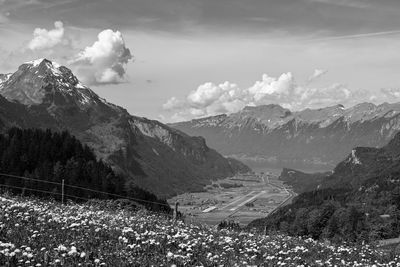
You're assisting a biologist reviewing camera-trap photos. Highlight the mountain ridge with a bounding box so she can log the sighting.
[248,130,400,242]
[0,58,250,197]
[170,103,400,169]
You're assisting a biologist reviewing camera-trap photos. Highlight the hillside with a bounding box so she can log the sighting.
[0,127,168,211]
[0,194,398,266]
[248,132,400,242]
[171,103,400,170]
[279,168,331,193]
[0,59,249,197]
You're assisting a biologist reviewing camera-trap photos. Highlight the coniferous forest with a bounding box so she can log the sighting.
[0,127,170,212]
[249,181,400,243]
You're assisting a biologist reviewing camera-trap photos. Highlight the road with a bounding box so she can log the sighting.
[267,188,295,215]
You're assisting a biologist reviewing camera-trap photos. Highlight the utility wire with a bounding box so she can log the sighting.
[0,173,231,228]
[0,173,61,186]
[0,183,90,201]
[0,180,217,230]
[0,172,170,207]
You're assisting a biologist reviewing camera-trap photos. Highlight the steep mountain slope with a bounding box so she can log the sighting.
[248,133,400,242]
[279,168,331,193]
[321,131,400,190]
[0,59,249,197]
[0,127,169,211]
[171,103,400,170]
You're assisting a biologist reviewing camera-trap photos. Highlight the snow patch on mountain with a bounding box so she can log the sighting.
[0,73,12,88]
[0,58,103,108]
[25,58,46,67]
[348,149,362,165]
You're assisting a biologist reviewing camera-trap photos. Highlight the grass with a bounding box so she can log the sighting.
[0,193,399,266]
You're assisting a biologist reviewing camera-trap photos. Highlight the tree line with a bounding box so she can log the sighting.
[0,127,170,212]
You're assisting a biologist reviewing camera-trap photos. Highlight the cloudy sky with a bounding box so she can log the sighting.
[1,0,400,122]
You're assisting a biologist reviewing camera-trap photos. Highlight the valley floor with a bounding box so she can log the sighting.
[168,172,294,226]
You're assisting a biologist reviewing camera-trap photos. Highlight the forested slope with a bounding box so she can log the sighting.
[0,127,169,211]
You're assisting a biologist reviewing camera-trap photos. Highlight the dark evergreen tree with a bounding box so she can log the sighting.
[0,127,170,212]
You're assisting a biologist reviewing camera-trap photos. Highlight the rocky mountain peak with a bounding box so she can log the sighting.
[171,100,400,171]
[0,58,250,197]
[0,58,97,107]
[242,104,291,116]
[20,58,75,82]
[230,104,292,128]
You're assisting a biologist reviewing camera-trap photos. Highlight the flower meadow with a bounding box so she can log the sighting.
[0,194,399,266]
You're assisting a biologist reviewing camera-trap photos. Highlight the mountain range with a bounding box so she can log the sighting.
[248,131,400,242]
[0,59,249,197]
[171,103,400,170]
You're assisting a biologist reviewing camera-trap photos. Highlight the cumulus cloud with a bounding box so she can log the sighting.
[70,29,133,85]
[28,21,65,50]
[380,88,400,99]
[308,69,327,83]
[163,71,372,122]
[163,97,184,110]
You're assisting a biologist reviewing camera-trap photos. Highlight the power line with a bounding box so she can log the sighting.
[0,183,90,201]
[0,172,170,207]
[63,183,170,207]
[0,183,61,196]
[0,182,210,228]
[0,173,61,186]
[0,180,217,229]
[0,173,231,228]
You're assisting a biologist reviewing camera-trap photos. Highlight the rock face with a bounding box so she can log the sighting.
[248,132,400,241]
[0,59,250,197]
[170,103,400,170]
[321,131,400,190]
[279,129,400,193]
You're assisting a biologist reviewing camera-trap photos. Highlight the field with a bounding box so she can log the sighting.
[1,193,399,266]
[168,171,295,226]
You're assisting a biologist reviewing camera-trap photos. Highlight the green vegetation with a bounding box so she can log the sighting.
[279,168,330,193]
[249,180,400,243]
[0,127,169,212]
[250,133,400,243]
[0,194,398,266]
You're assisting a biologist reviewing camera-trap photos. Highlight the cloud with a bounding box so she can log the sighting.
[308,30,400,42]
[163,97,184,110]
[70,29,133,85]
[306,0,371,9]
[28,21,65,50]
[380,88,400,99]
[163,71,373,122]
[308,69,327,83]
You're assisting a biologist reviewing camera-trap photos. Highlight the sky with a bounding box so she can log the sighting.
[1,0,400,122]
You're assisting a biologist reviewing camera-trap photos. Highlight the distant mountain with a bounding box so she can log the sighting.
[320,130,400,190]
[248,133,400,242]
[0,59,249,197]
[171,103,400,170]
[279,168,331,193]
